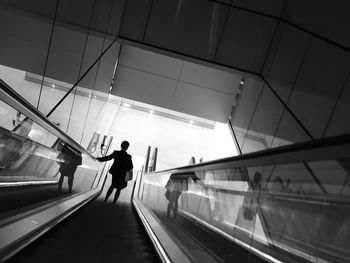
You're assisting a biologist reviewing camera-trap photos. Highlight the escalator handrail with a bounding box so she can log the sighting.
[149,132,350,174]
[0,79,95,160]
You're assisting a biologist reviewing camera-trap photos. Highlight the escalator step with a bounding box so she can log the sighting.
[8,200,160,263]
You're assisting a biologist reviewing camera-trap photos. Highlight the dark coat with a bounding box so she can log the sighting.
[58,144,82,178]
[97,150,133,189]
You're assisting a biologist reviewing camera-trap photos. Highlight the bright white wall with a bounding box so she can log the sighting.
[106,106,237,171]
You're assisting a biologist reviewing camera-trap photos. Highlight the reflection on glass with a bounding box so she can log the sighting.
[0,106,59,182]
[136,159,350,262]
[0,99,99,194]
[165,172,199,218]
[56,142,83,193]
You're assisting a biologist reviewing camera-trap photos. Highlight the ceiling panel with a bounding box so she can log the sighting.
[294,39,350,99]
[56,0,95,30]
[0,7,52,45]
[0,8,50,75]
[119,45,182,79]
[215,8,278,72]
[284,0,350,48]
[265,24,310,86]
[107,0,125,35]
[0,34,47,76]
[45,47,82,84]
[144,0,223,59]
[91,0,115,33]
[180,62,240,94]
[113,65,177,109]
[119,0,152,40]
[84,34,106,59]
[0,0,56,18]
[233,0,284,17]
[51,25,86,54]
[172,81,234,122]
[114,44,241,122]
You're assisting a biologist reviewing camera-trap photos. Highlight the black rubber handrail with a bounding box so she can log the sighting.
[150,132,350,173]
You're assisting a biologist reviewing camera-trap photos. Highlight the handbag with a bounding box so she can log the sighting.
[125,170,133,181]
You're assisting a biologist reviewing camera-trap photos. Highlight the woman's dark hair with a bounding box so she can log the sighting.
[121,141,129,150]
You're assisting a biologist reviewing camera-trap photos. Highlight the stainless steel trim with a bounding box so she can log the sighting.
[0,181,57,188]
[133,200,171,263]
[132,198,191,263]
[0,188,100,261]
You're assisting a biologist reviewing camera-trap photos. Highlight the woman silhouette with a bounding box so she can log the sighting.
[97,141,133,204]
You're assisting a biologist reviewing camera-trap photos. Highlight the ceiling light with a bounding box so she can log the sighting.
[149,110,154,114]
[52,84,55,88]
[240,80,244,85]
[189,120,193,124]
[123,103,131,108]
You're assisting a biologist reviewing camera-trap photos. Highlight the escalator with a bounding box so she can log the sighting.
[0,79,163,262]
[7,199,159,263]
[0,77,265,263]
[1,78,350,263]
[134,134,350,263]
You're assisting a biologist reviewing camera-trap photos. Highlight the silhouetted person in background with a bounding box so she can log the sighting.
[97,141,133,204]
[252,171,262,190]
[165,172,199,218]
[57,144,82,193]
